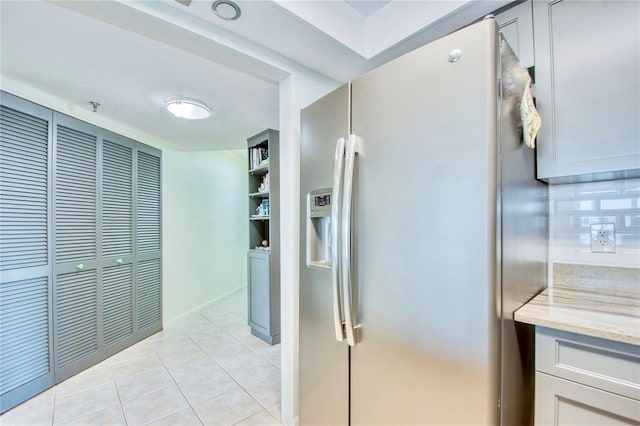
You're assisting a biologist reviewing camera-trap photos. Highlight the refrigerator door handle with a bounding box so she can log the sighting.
[341,134,359,347]
[331,137,346,342]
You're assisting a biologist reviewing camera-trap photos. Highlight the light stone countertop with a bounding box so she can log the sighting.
[514,263,640,346]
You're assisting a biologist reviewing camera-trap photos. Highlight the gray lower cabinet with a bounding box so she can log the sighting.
[534,327,640,425]
[533,0,640,183]
[0,91,162,412]
[0,92,54,413]
[247,250,279,344]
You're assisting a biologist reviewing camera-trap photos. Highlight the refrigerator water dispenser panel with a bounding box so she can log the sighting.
[307,189,332,269]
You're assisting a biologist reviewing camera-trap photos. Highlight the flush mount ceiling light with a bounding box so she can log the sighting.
[165,96,211,120]
[212,0,241,21]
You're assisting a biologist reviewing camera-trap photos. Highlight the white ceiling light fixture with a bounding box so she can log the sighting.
[166,96,211,120]
[212,0,241,21]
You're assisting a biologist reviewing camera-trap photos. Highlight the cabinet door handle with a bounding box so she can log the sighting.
[116,258,123,265]
[76,263,84,271]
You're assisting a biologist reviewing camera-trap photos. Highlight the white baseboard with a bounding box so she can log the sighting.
[164,284,247,327]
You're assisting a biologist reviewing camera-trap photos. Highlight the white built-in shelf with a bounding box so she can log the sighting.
[249,163,269,175]
[249,248,271,254]
[247,129,280,345]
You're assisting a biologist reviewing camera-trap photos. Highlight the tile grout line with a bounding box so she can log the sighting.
[108,361,129,426]
[50,386,56,426]
[160,306,267,424]
[52,380,126,425]
[153,350,205,426]
[138,316,220,425]
[184,309,280,420]
[51,382,115,425]
[183,312,267,419]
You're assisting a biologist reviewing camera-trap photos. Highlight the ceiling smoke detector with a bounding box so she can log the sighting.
[212,0,241,21]
[166,96,211,120]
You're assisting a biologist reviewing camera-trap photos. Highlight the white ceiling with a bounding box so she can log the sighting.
[0,0,513,151]
[344,1,390,17]
[0,0,278,151]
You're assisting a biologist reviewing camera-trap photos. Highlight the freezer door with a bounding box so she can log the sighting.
[349,19,500,425]
[299,84,349,426]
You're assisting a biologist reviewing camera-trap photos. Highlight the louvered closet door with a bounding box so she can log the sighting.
[53,115,100,381]
[0,92,54,414]
[100,134,134,353]
[136,147,162,335]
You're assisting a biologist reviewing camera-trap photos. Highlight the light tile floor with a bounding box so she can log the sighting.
[1,290,282,426]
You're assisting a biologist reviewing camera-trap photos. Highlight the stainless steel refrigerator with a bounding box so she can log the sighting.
[299,18,548,426]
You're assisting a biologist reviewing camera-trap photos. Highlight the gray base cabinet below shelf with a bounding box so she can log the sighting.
[248,250,280,344]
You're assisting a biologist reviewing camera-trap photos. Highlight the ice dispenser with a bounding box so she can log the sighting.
[307,189,332,269]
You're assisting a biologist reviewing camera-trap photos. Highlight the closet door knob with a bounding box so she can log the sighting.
[76,263,84,271]
[116,258,124,265]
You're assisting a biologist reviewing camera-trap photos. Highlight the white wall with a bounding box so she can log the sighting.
[162,149,248,323]
[548,177,640,270]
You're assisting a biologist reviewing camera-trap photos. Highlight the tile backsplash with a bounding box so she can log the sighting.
[553,262,640,293]
[549,178,640,268]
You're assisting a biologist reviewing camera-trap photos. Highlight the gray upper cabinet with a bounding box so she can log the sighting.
[0,92,54,414]
[533,0,640,183]
[496,1,534,68]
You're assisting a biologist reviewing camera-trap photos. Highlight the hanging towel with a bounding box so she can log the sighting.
[520,77,541,149]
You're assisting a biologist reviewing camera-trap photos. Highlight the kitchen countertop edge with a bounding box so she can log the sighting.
[514,285,640,347]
